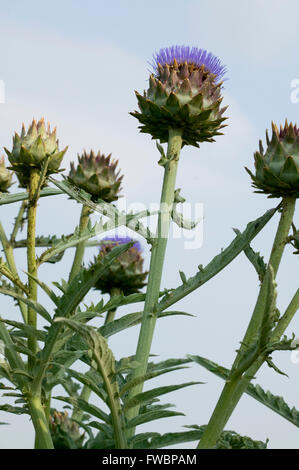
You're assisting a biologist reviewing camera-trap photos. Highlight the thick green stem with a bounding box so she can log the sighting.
[198,197,296,449]
[125,128,183,432]
[0,222,27,322]
[104,287,122,325]
[69,205,92,282]
[27,169,40,367]
[28,395,54,449]
[272,288,299,341]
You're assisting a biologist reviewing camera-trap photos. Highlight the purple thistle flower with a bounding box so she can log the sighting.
[151,45,227,82]
[100,236,142,252]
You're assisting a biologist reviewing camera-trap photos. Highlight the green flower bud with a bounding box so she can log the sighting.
[91,237,148,295]
[4,118,68,188]
[68,150,123,202]
[246,121,299,198]
[0,156,13,192]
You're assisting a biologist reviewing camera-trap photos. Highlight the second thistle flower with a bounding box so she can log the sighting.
[68,150,123,202]
[131,45,228,147]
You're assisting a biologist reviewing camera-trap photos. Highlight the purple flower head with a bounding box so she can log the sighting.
[100,236,142,253]
[151,45,227,82]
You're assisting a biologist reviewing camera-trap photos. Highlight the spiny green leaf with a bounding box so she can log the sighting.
[38,219,103,265]
[53,396,110,423]
[132,429,205,449]
[124,382,203,411]
[126,410,184,429]
[100,310,192,339]
[24,271,59,305]
[233,232,267,282]
[157,206,278,313]
[54,318,127,448]
[49,176,154,242]
[67,368,107,403]
[189,354,299,428]
[0,404,28,415]
[120,366,189,397]
[0,318,46,342]
[0,287,51,323]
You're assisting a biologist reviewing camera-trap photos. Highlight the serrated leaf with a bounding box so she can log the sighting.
[157,206,278,313]
[67,368,107,403]
[0,319,46,342]
[31,243,133,398]
[0,404,28,415]
[133,429,205,449]
[120,366,189,397]
[189,354,299,428]
[54,318,127,448]
[124,382,202,411]
[53,396,110,423]
[0,288,51,323]
[49,177,154,242]
[126,410,184,429]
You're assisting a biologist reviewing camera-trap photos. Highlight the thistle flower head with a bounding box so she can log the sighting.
[4,118,67,188]
[246,120,299,198]
[152,45,227,82]
[68,150,123,202]
[131,45,228,147]
[100,236,142,252]
[91,235,147,295]
[0,156,13,192]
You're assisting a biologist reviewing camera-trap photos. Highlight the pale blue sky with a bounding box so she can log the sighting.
[0,0,299,449]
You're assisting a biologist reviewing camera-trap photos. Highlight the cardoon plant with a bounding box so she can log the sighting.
[0,45,298,452]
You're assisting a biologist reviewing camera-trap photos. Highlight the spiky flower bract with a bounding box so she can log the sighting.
[131,45,228,147]
[91,236,147,295]
[68,150,123,202]
[50,410,84,449]
[4,118,67,188]
[246,121,299,198]
[0,156,13,192]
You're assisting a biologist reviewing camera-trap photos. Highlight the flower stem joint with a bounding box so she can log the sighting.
[246,121,299,198]
[131,45,228,147]
[4,118,67,188]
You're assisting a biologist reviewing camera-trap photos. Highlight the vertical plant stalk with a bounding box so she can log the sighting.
[198,197,296,449]
[27,169,40,367]
[69,205,92,282]
[125,128,183,430]
[72,287,122,422]
[0,222,27,322]
[104,287,122,325]
[27,395,54,449]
